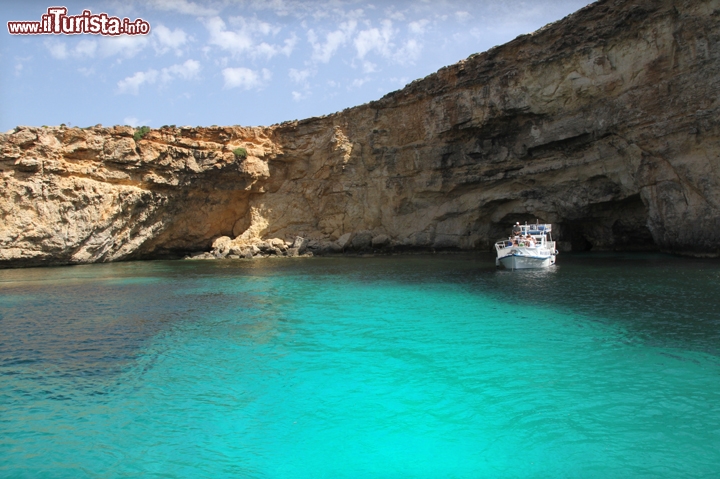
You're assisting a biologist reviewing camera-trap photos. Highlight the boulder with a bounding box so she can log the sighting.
[326,241,343,253]
[270,238,287,250]
[312,241,342,254]
[371,234,390,248]
[351,230,373,250]
[256,241,272,252]
[336,233,352,250]
[187,252,215,260]
[292,236,308,254]
[211,236,232,258]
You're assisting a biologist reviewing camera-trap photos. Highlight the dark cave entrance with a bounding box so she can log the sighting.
[557,194,656,252]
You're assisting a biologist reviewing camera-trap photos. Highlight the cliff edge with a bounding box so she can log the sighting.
[2,0,719,266]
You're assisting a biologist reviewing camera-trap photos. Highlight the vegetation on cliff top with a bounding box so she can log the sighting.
[133,126,151,142]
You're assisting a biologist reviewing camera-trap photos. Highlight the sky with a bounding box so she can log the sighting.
[1,0,594,131]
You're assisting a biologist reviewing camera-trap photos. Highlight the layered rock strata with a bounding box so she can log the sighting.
[1,0,719,267]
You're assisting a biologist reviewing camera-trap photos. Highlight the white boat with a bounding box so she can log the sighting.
[495,222,558,269]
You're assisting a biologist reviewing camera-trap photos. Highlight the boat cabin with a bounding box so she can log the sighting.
[495,223,553,250]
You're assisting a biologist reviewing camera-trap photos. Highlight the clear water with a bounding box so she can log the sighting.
[1,253,720,478]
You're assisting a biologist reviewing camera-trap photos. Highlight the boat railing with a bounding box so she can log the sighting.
[495,240,513,249]
[497,240,548,249]
[519,224,552,234]
[497,224,555,251]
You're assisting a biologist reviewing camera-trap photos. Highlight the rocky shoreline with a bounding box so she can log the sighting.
[186,232,452,261]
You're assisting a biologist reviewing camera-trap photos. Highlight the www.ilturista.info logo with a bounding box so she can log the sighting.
[7,7,150,35]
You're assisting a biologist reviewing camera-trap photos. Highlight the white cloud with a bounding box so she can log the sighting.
[123,116,150,127]
[246,0,320,17]
[117,70,158,95]
[75,39,97,57]
[308,20,357,63]
[161,59,201,82]
[349,77,370,89]
[45,40,68,59]
[362,61,377,73]
[148,0,217,16]
[256,37,297,58]
[291,90,310,101]
[45,38,97,59]
[354,20,394,59]
[205,16,295,59]
[250,0,291,16]
[289,68,311,83]
[351,19,423,65]
[99,35,149,58]
[280,34,298,56]
[206,17,253,54]
[229,16,280,36]
[222,67,271,90]
[13,55,31,77]
[117,60,201,94]
[153,24,188,55]
[409,19,430,35]
[395,38,422,63]
[289,68,312,101]
[100,0,137,17]
[455,11,472,23]
[45,35,150,60]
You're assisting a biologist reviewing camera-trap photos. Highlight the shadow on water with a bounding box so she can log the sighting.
[0,261,261,395]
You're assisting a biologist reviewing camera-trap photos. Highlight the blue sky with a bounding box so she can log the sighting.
[1,0,593,131]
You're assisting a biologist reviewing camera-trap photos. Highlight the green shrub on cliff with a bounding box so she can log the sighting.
[133,126,151,142]
[233,147,248,159]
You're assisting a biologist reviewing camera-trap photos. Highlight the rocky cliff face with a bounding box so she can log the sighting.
[2,0,719,267]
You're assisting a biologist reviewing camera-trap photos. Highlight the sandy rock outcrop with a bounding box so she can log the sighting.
[0,125,277,266]
[1,0,719,266]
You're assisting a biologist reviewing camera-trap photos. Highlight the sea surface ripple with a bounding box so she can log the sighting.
[1,253,719,478]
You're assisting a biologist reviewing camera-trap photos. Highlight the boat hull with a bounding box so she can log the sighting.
[498,253,554,269]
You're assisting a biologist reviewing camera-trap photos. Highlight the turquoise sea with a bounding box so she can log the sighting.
[1,253,720,478]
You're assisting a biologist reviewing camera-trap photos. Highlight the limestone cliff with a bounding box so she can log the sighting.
[1,0,719,266]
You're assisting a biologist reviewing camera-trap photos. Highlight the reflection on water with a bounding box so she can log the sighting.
[1,254,720,478]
